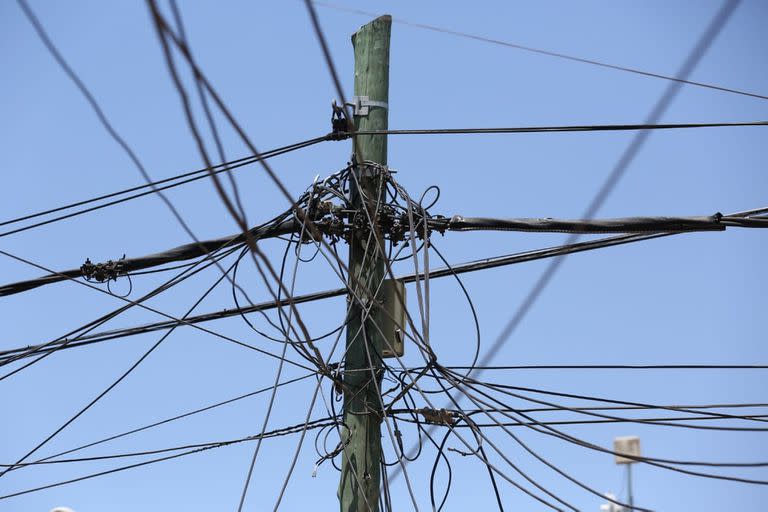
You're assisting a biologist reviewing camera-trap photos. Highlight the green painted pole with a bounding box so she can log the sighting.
[338,15,391,512]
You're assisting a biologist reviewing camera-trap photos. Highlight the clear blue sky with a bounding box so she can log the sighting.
[1,1,766,510]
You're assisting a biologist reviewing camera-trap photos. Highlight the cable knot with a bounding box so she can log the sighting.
[80,255,126,282]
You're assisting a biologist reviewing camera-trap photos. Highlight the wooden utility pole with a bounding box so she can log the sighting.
[338,15,391,512]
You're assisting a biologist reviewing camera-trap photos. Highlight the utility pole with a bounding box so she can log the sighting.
[338,15,392,512]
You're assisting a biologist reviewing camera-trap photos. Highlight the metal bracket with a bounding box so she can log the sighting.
[346,95,389,116]
[359,161,389,178]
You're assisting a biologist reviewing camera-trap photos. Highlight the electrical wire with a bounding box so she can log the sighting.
[350,120,768,137]
[313,1,768,102]
[0,245,250,476]
[0,417,337,501]
[0,136,328,238]
[390,0,746,486]
[22,373,317,469]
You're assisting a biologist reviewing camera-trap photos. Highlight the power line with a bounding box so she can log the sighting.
[352,120,768,136]
[393,411,768,434]
[0,417,337,501]
[442,212,767,233]
[9,0,767,507]
[17,0,320,380]
[388,0,746,471]
[313,0,768,102]
[148,2,351,375]
[0,215,296,297]
[25,373,317,468]
[5,206,763,365]
[0,229,682,364]
[15,0,203,254]
[470,0,744,402]
[0,135,329,237]
[6,206,764,299]
[0,245,314,374]
[0,247,255,476]
[431,365,768,371]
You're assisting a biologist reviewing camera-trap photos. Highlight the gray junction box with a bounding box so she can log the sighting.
[379,279,406,358]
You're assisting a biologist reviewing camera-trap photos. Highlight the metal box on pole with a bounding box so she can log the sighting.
[380,279,406,358]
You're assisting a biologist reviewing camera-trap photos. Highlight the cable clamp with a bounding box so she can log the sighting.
[346,96,388,116]
[358,160,392,177]
[81,255,126,282]
[418,408,456,426]
[329,101,349,140]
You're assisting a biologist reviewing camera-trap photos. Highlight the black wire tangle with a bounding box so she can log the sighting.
[229,169,354,348]
[231,240,347,347]
[316,163,493,503]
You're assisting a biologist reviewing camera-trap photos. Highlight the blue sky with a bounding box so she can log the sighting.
[1,1,767,510]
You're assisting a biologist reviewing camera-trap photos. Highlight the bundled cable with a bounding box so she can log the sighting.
[0,217,299,297]
[442,212,767,234]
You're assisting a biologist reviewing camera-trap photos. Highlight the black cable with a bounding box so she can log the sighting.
[0,216,297,297]
[0,137,327,237]
[425,366,580,511]
[388,2,747,485]
[441,364,768,370]
[458,413,768,433]
[0,247,251,476]
[451,374,768,485]
[412,241,481,393]
[351,120,767,137]
[444,369,768,426]
[15,0,324,380]
[0,418,336,501]
[429,426,454,512]
[429,371,641,511]
[169,0,250,235]
[444,213,750,234]
[3,223,744,365]
[25,373,316,469]
[149,4,337,372]
[479,443,505,511]
[469,0,744,382]
[0,240,262,377]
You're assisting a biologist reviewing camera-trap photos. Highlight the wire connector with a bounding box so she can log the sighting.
[329,101,349,140]
[418,408,456,426]
[80,255,126,283]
